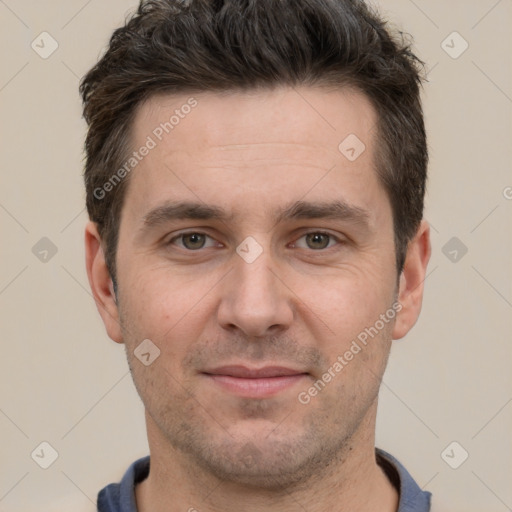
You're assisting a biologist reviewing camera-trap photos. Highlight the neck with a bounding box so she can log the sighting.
[136,404,398,512]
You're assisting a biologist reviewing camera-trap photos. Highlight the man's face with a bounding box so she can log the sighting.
[106,86,404,486]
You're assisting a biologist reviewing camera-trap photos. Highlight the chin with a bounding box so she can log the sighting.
[173,424,348,490]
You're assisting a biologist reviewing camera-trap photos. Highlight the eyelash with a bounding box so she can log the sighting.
[167,230,344,251]
[167,232,220,250]
[290,231,342,250]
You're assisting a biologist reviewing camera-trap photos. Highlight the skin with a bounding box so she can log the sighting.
[86,86,431,512]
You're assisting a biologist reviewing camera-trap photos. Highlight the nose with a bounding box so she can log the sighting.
[216,248,294,338]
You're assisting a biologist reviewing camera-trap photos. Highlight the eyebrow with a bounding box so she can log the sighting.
[274,200,370,226]
[141,201,234,230]
[139,199,370,232]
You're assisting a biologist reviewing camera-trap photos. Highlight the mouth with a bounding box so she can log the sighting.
[201,365,309,398]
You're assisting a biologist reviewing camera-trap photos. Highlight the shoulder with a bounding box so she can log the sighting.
[97,456,150,512]
[376,448,432,512]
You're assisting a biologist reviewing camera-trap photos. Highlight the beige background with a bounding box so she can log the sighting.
[0,0,511,510]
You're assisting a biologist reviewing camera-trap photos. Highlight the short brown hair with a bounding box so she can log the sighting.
[80,0,427,282]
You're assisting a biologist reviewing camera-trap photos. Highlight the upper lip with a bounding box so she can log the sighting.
[202,365,307,379]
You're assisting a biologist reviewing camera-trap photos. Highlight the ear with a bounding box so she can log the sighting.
[85,221,123,343]
[392,219,431,340]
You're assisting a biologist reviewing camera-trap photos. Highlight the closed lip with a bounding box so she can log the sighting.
[202,365,308,378]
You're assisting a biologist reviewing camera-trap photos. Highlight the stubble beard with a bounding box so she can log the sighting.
[119,295,394,491]
[126,347,385,491]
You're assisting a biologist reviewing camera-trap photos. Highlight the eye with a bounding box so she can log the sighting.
[168,232,218,250]
[292,232,340,250]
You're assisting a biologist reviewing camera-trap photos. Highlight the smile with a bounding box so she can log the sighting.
[202,366,309,398]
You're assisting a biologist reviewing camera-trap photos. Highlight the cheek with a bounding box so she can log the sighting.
[119,263,220,350]
[292,262,395,345]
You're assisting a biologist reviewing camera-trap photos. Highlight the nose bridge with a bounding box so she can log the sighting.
[217,242,293,337]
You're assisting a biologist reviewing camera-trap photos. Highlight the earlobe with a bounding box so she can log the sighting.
[392,220,431,340]
[84,221,124,343]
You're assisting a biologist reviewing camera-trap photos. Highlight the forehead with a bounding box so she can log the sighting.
[122,86,383,227]
[132,86,376,154]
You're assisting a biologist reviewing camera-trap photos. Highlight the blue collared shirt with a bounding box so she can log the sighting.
[97,448,431,511]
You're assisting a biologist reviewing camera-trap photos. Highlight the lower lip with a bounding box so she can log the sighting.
[204,374,308,398]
